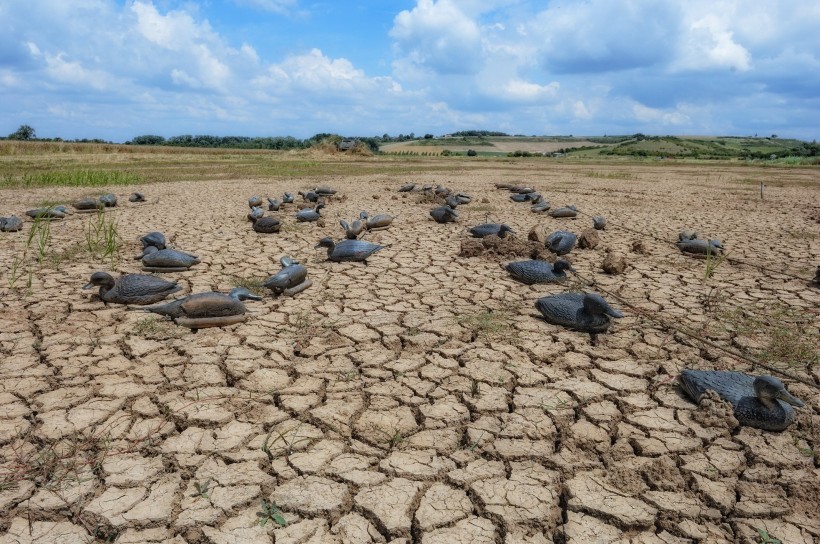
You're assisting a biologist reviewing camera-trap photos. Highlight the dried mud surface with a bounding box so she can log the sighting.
[1,161,819,543]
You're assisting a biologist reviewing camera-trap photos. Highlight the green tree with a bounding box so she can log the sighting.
[9,124,36,140]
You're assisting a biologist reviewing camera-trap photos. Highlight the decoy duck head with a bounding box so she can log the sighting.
[228,287,263,302]
[141,231,166,250]
[498,225,514,237]
[134,245,160,260]
[315,237,335,249]
[83,271,115,290]
[753,376,804,409]
[359,210,368,219]
[583,293,623,318]
[553,259,576,273]
[339,219,350,231]
[280,255,299,267]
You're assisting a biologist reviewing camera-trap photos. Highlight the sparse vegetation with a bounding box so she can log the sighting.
[257,498,287,527]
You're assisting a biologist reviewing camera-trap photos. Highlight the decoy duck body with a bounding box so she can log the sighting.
[252,216,282,234]
[299,190,320,202]
[248,196,264,208]
[248,206,265,222]
[398,183,416,192]
[469,223,514,239]
[546,230,577,255]
[74,197,101,211]
[679,370,804,431]
[129,192,145,203]
[548,205,578,218]
[267,197,281,211]
[282,192,295,204]
[535,292,623,344]
[593,216,607,230]
[314,186,337,196]
[84,271,181,305]
[0,215,24,232]
[430,206,459,223]
[142,287,261,330]
[504,259,575,284]
[315,237,384,263]
[676,238,723,255]
[264,256,311,295]
[364,213,395,230]
[26,205,71,219]
[296,203,325,222]
[340,219,366,239]
[137,246,200,270]
[99,193,117,207]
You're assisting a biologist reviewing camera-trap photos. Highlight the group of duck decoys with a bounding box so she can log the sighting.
[408,181,807,432]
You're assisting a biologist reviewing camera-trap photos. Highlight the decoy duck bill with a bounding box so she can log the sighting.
[776,389,805,407]
[246,294,264,301]
[82,282,95,290]
[605,307,624,318]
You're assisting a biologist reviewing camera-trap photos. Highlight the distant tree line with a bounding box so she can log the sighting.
[449,130,509,137]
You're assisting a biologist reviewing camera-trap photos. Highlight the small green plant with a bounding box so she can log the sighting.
[456,307,515,340]
[703,244,728,279]
[230,275,267,296]
[756,528,781,544]
[191,479,211,499]
[257,498,287,527]
[84,209,121,269]
[470,379,480,398]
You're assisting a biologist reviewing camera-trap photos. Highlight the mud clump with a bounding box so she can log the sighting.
[578,228,600,249]
[602,252,628,275]
[528,225,547,244]
[460,235,547,260]
[631,239,649,254]
[692,390,739,430]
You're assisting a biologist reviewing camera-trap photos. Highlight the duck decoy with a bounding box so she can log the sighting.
[398,183,416,192]
[531,201,551,213]
[340,219,365,240]
[453,193,472,205]
[248,196,264,208]
[504,259,575,284]
[363,212,396,231]
[74,197,102,211]
[511,187,535,194]
[299,190,320,203]
[548,205,578,218]
[248,206,265,222]
[495,183,513,190]
[546,230,577,255]
[469,223,514,239]
[534,292,623,344]
[252,215,282,234]
[812,266,820,287]
[141,287,261,330]
[315,237,384,263]
[0,216,23,232]
[434,185,451,197]
[592,216,607,230]
[296,203,324,222]
[264,256,312,296]
[99,193,117,207]
[314,186,337,196]
[129,192,145,203]
[444,195,461,208]
[282,192,295,204]
[136,246,200,272]
[430,206,459,223]
[83,271,181,305]
[140,231,166,250]
[678,370,804,431]
[267,197,281,211]
[510,193,531,203]
[25,205,71,219]
[676,238,723,255]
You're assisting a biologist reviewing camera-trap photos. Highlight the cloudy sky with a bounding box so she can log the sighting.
[2,0,818,142]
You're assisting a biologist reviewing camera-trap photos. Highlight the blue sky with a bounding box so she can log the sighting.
[2,0,818,142]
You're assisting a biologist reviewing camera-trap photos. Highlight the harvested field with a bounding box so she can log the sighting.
[0,155,819,543]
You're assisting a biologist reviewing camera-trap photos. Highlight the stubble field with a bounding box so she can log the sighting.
[0,150,819,544]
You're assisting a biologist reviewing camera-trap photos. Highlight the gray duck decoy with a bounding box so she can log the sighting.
[430,205,459,223]
[453,193,472,205]
[99,193,117,207]
[282,192,295,204]
[315,237,384,263]
[252,215,282,234]
[129,192,145,203]
[364,212,396,230]
[314,186,337,196]
[469,223,514,238]
[267,197,281,211]
[136,246,200,272]
[546,230,577,255]
[299,190,320,203]
[25,205,71,219]
[510,193,533,203]
[504,259,575,284]
[495,183,513,190]
[296,203,324,222]
[340,218,365,239]
[511,186,535,194]
[434,185,451,197]
[83,271,181,305]
[592,216,607,230]
[264,256,312,296]
[535,292,623,344]
[248,196,264,208]
[398,183,416,192]
[676,238,723,255]
[548,205,578,218]
[141,287,261,330]
[74,197,102,211]
[531,200,551,213]
[444,195,461,208]
[678,370,804,431]
[140,231,166,250]
[1,215,24,232]
[248,206,265,222]
[812,266,820,287]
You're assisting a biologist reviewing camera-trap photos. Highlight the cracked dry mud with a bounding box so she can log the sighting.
[1,161,818,543]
